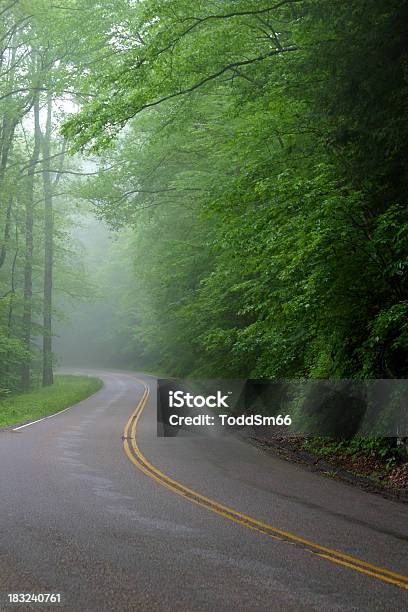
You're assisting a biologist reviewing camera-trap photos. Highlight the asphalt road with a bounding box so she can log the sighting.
[1,370,407,611]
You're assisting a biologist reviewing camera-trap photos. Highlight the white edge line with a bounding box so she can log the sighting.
[45,405,73,419]
[12,403,78,431]
[13,417,47,431]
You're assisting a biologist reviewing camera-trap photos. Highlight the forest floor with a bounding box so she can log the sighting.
[250,434,408,500]
[0,375,103,428]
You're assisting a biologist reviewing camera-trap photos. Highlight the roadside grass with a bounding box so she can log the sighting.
[0,375,103,428]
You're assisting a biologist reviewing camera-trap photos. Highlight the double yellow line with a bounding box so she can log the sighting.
[123,378,408,591]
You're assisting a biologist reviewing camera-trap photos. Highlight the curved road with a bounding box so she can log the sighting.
[1,371,407,611]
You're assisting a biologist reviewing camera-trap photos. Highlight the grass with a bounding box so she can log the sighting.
[0,375,103,428]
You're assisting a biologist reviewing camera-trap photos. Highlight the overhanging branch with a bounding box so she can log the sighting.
[124,46,297,120]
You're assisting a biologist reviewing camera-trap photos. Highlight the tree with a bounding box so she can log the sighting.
[21,87,41,390]
[41,94,53,386]
[63,0,408,380]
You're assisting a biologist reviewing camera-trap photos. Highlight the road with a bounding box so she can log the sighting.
[0,370,407,611]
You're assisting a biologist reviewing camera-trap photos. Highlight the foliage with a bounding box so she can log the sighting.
[62,0,408,381]
[303,436,403,464]
[0,2,95,392]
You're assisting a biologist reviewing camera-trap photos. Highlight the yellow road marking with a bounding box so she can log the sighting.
[314,553,408,590]
[123,378,408,591]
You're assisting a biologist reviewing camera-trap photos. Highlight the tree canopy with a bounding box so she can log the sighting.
[63,0,408,379]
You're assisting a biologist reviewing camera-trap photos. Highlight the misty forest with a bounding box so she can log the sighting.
[0,1,407,399]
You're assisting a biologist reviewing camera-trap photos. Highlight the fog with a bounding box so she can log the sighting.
[54,215,138,370]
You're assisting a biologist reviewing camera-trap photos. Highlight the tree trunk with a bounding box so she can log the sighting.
[21,92,41,392]
[42,95,54,387]
[4,221,19,389]
[0,196,13,268]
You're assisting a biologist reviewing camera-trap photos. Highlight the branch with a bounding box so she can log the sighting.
[0,15,33,47]
[155,1,302,57]
[124,46,297,120]
[88,186,205,206]
[180,1,304,25]
[18,165,115,179]
[33,192,70,207]
[49,4,87,10]
[0,86,95,103]
[120,0,300,80]
[0,0,19,19]
[16,150,66,173]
